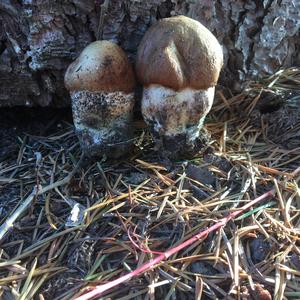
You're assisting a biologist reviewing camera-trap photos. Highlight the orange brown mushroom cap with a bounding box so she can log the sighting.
[136,15,223,92]
[65,40,136,94]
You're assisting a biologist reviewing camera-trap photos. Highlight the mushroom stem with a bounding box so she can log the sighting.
[142,84,214,158]
[71,90,134,158]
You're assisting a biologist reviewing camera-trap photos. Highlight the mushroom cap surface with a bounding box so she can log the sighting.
[136,15,223,91]
[65,40,136,93]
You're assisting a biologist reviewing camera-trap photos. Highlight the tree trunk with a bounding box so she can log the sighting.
[1,0,299,107]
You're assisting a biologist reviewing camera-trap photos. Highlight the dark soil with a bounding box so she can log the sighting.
[0,107,73,161]
[0,85,299,299]
[0,107,73,225]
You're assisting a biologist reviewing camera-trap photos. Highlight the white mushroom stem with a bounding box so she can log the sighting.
[141,84,214,143]
[71,90,134,157]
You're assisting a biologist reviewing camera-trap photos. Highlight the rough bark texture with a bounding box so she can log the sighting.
[1,0,299,106]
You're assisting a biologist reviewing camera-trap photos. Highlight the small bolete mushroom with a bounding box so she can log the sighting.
[65,40,136,158]
[136,15,223,158]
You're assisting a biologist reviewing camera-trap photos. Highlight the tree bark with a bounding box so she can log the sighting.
[0,0,299,107]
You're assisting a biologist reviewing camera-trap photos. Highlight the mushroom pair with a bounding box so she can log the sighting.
[65,16,223,159]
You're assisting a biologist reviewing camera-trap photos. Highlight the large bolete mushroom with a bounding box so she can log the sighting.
[136,15,223,158]
[65,40,136,158]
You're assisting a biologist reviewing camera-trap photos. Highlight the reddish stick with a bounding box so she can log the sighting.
[74,190,274,300]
